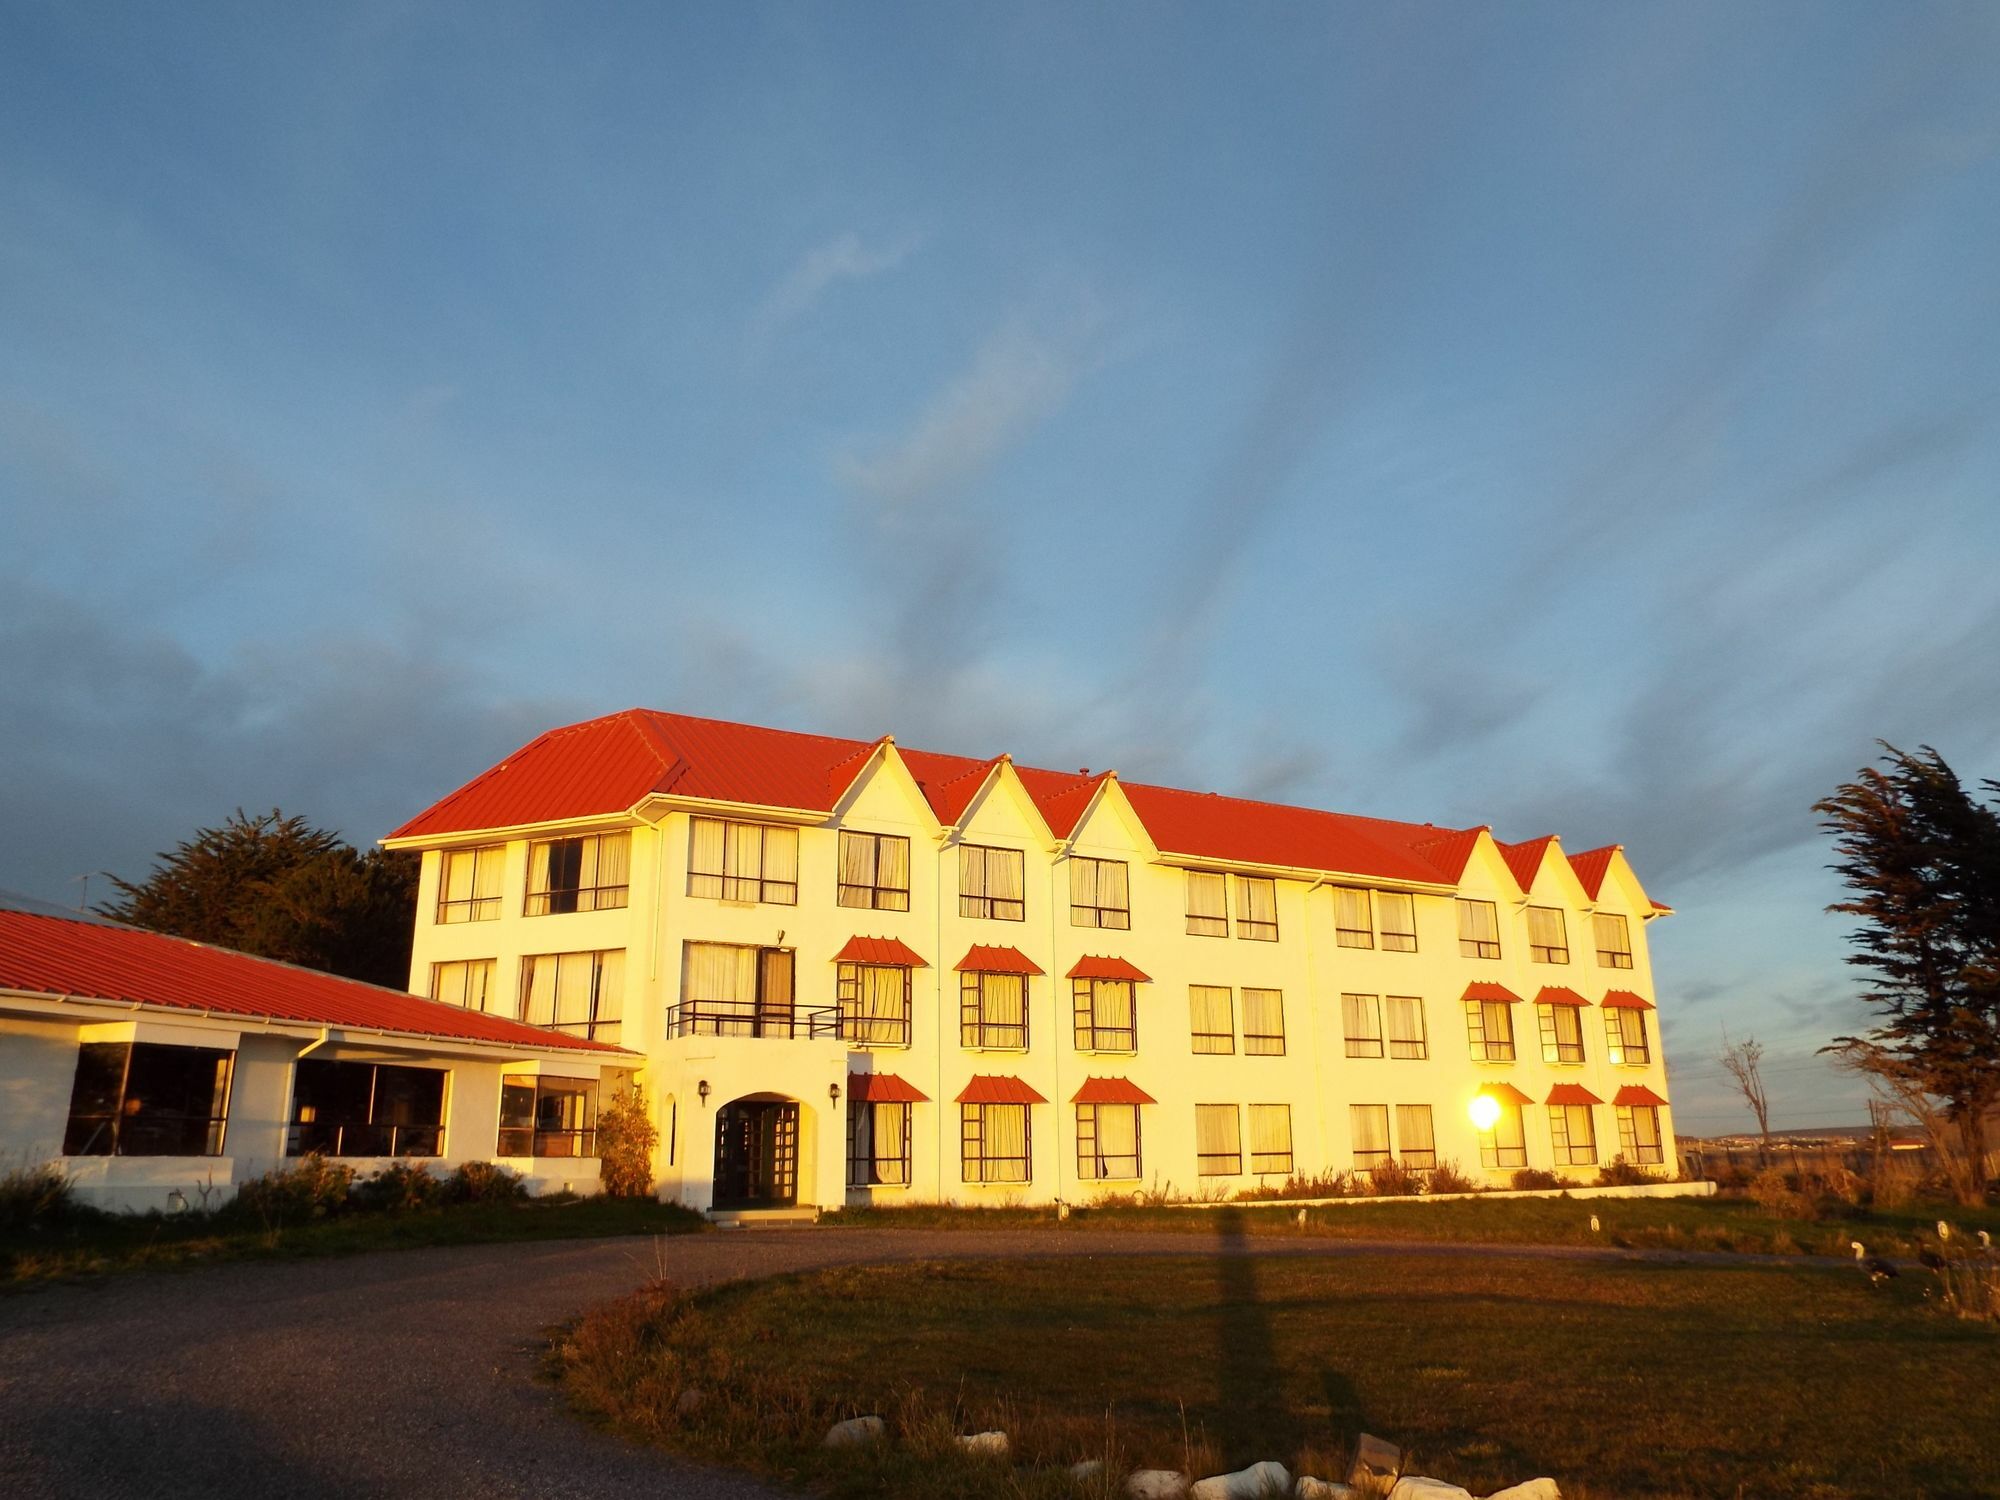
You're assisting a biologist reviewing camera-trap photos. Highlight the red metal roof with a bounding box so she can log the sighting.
[1566,845,1620,900]
[1536,986,1591,1007]
[1067,955,1151,982]
[955,1074,1047,1105]
[1463,982,1524,1004]
[1072,1075,1157,1106]
[1497,836,1557,893]
[1118,780,1462,885]
[1613,1084,1668,1107]
[1600,989,1655,1010]
[0,906,622,1054]
[1546,1084,1603,1106]
[954,944,1045,976]
[848,1071,929,1104]
[832,936,929,968]
[1483,1082,1535,1107]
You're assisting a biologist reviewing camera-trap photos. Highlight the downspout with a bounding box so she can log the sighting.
[1048,841,1065,1209]
[1299,879,1331,1178]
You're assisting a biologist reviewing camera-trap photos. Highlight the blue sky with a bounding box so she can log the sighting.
[5,2,1998,1134]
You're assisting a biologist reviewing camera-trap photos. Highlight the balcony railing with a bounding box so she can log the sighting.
[666,1000,912,1045]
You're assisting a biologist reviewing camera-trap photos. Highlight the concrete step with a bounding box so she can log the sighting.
[707,1206,819,1228]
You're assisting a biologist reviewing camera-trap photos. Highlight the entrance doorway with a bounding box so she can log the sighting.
[712,1099,800,1208]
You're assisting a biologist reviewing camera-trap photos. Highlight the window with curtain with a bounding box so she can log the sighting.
[430,958,498,1015]
[1334,887,1373,948]
[1396,1104,1437,1169]
[1464,998,1516,1061]
[289,1059,445,1157]
[526,832,630,915]
[1076,1102,1142,1179]
[1073,978,1137,1052]
[63,1042,234,1157]
[1235,877,1278,941]
[1605,1007,1651,1065]
[960,1103,1030,1183]
[1376,891,1418,952]
[677,942,794,1037]
[1549,1104,1598,1166]
[1241,988,1285,1055]
[1070,856,1131,929]
[1616,1104,1665,1164]
[960,970,1028,1049]
[1479,1101,1527,1168]
[688,819,798,905]
[1248,1104,1293,1174]
[1537,1003,1585,1064]
[437,845,504,923]
[959,844,1025,920]
[837,831,911,911]
[848,1101,912,1186]
[837,963,912,1046]
[1195,1104,1241,1175]
[498,1077,598,1157]
[1343,993,1384,1058]
[1185,871,1228,936]
[1527,905,1569,963]
[1457,898,1501,959]
[520,950,624,1044]
[1349,1104,1392,1170]
[1189,985,1234,1053]
[1386,995,1427,1059]
[1594,913,1633,968]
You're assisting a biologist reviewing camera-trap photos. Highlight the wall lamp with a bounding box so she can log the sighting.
[697,1079,710,1105]
[829,1081,841,1106]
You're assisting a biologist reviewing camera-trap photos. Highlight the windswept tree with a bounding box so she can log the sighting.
[1718,1031,1771,1163]
[1816,745,2000,1198]
[102,810,419,989]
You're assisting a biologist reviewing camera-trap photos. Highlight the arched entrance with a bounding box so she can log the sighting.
[712,1094,800,1208]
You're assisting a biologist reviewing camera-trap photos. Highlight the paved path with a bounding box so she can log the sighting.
[0,1229,1838,1500]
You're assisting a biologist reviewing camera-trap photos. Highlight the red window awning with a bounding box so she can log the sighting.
[1463,982,1524,1004]
[954,944,1046,976]
[1613,1084,1667,1108]
[955,1074,1048,1106]
[1481,1082,1535,1107]
[1536,986,1591,1007]
[1067,955,1151,982]
[849,1071,929,1104]
[1071,1076,1157,1106]
[1601,989,1655,1010]
[833,935,929,968]
[1546,1084,1603,1107]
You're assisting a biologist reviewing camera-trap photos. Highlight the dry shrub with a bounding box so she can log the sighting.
[1367,1160,1421,1197]
[598,1086,662,1198]
[1747,1168,1811,1219]
[0,1161,76,1230]
[1424,1160,1477,1195]
[1510,1168,1560,1191]
[1595,1156,1653,1188]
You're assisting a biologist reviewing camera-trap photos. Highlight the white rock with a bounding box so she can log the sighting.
[823,1415,885,1448]
[1191,1461,1293,1500]
[1072,1460,1107,1481]
[1482,1483,1559,1500]
[1127,1470,1192,1500]
[1295,1479,1354,1500]
[958,1431,1010,1457]
[1388,1479,1474,1500]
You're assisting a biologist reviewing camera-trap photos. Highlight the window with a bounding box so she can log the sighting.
[1248,1104,1293,1174]
[959,844,1025,921]
[960,970,1028,1049]
[1236,877,1278,941]
[1334,887,1373,948]
[1616,1104,1665,1165]
[498,1077,598,1157]
[848,1102,912,1186]
[1457,899,1501,959]
[521,950,624,1043]
[526,832,630,914]
[1594,913,1633,968]
[689,819,797,905]
[1396,1104,1437,1170]
[1538,1003,1585,1064]
[1377,891,1418,952]
[1241,988,1286,1055]
[676,943,798,1038]
[838,831,910,911]
[1186,871,1228,937]
[838,963,912,1046]
[1342,993,1383,1058]
[1070,857,1131,929]
[430,958,499,1014]
[1189,985,1234,1054]
[1077,1102,1142,1180]
[961,1103,1030,1183]
[1195,1104,1242,1175]
[1478,1101,1527,1168]
[1527,906,1569,964]
[1549,1103,1598,1166]
[290,1059,444,1157]
[63,1042,233,1156]
[1350,1104,1392,1170]
[1073,978,1137,1052]
[1464,999,1516,1062]
[1605,1007,1652,1066]
[1386,995,1428,1059]
[436,845,503,923]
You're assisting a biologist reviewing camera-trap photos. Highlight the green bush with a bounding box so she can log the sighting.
[446,1160,528,1205]
[0,1161,76,1230]
[1511,1167,1561,1191]
[232,1154,355,1225]
[350,1161,445,1213]
[597,1086,661,1198]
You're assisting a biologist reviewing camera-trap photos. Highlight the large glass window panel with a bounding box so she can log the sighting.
[1189,985,1234,1053]
[1195,1103,1241,1175]
[1185,871,1228,937]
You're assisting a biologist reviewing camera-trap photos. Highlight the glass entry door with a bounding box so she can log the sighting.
[712,1100,800,1208]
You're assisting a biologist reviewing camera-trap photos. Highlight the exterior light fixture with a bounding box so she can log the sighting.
[697,1080,710,1105]
[829,1081,841,1105]
[1468,1093,1501,1131]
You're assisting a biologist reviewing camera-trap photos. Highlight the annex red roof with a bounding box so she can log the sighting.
[832,936,929,968]
[1482,1082,1535,1107]
[0,903,622,1055]
[1117,780,1463,885]
[954,944,1045,976]
[1463,982,1524,1004]
[1067,955,1151,982]
[955,1074,1047,1105]
[1613,1084,1668,1107]
[848,1071,929,1104]
[1497,836,1558,893]
[1546,1084,1603,1107]
[1566,845,1620,900]
[1600,990,1655,1010]
[1536,986,1591,1007]
[1072,1076,1157,1106]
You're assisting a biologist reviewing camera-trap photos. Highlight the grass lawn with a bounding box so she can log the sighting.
[556,1249,2000,1500]
[1,1193,704,1286]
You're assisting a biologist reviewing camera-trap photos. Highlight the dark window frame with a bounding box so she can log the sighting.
[1376,890,1419,953]
[1189,985,1234,1054]
[1343,992,1384,1059]
[1241,987,1286,1056]
[1527,905,1570,965]
[1075,1101,1142,1180]
[1457,898,1502,960]
[526,832,631,915]
[960,969,1029,1050]
[960,1102,1031,1183]
[1549,1103,1598,1166]
[1185,871,1229,938]
[1594,912,1634,969]
[837,830,912,912]
[836,962,914,1048]
[63,1041,234,1158]
[1070,856,1132,930]
[1386,994,1428,1060]
[959,844,1026,922]
[1072,977,1137,1053]
[498,1076,599,1158]
[289,1058,445,1158]
[847,1100,913,1187]
[1464,998,1516,1062]
[436,844,505,924]
[1194,1103,1242,1176]
[1605,1007,1652,1066]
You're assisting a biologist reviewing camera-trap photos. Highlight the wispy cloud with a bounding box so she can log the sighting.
[748,230,925,352]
